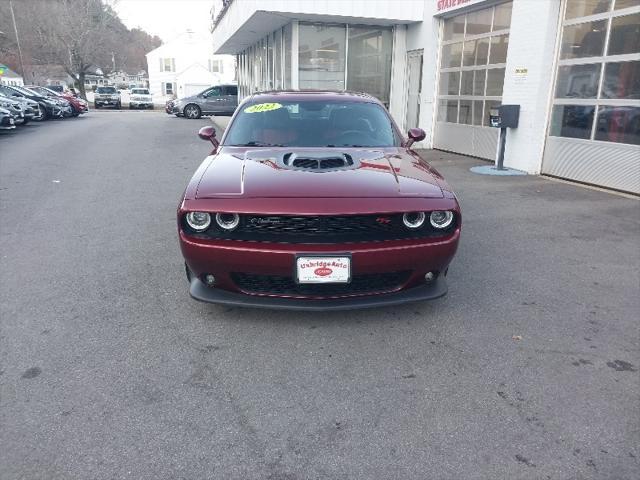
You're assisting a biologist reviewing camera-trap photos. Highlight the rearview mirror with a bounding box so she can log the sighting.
[198,126,219,154]
[406,128,426,148]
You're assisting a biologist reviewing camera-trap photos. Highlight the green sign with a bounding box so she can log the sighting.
[0,64,6,76]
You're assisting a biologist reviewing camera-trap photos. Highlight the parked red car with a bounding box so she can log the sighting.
[178,91,461,310]
[26,85,88,116]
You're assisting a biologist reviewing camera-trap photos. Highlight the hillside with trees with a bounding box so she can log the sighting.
[0,0,161,98]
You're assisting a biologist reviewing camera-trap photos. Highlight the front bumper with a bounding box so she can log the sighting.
[95,98,120,106]
[180,230,459,310]
[73,103,89,113]
[189,274,447,311]
[0,116,15,129]
[130,100,153,108]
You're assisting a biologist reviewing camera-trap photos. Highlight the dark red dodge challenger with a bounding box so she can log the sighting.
[178,91,461,310]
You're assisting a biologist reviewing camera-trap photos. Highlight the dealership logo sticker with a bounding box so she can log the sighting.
[314,267,333,276]
[244,103,283,113]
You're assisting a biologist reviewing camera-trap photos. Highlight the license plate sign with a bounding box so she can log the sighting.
[296,256,350,284]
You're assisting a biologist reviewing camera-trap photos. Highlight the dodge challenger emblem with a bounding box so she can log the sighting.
[314,267,333,276]
[376,217,391,224]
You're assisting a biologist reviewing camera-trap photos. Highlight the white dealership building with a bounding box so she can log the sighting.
[211,0,639,194]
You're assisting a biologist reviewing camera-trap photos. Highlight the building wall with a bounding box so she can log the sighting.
[501,0,561,174]
[0,76,24,86]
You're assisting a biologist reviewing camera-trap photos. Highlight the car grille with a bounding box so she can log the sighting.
[231,271,411,297]
[185,214,455,244]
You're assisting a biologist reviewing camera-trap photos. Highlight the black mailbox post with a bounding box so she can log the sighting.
[489,104,520,170]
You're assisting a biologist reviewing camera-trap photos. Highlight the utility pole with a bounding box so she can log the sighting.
[9,0,26,78]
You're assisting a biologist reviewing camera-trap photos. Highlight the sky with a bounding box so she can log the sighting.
[110,0,223,42]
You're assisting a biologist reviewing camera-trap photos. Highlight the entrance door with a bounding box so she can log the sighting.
[405,50,423,131]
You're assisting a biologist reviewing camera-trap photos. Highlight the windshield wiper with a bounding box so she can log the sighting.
[229,141,284,147]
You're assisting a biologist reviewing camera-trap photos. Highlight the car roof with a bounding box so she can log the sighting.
[245,90,381,104]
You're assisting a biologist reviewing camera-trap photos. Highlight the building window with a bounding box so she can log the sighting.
[163,82,175,95]
[347,26,393,106]
[298,24,346,90]
[208,59,223,73]
[437,2,512,126]
[160,58,175,72]
[549,1,640,145]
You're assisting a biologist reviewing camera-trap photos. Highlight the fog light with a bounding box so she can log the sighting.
[205,274,216,285]
[424,272,435,282]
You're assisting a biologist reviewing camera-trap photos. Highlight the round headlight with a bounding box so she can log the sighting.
[215,213,240,231]
[402,212,426,229]
[430,211,454,229]
[186,212,211,231]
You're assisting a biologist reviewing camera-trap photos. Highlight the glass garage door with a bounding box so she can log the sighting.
[543,0,640,194]
[434,2,512,159]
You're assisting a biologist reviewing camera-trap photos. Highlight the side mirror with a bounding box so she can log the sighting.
[406,128,426,148]
[198,125,219,154]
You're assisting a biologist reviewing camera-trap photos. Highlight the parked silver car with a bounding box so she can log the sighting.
[0,86,42,122]
[129,88,154,109]
[0,94,26,124]
[169,84,238,119]
[0,106,16,130]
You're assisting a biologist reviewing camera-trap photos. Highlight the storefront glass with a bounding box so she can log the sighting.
[298,24,346,90]
[549,1,640,145]
[437,2,512,126]
[347,26,393,105]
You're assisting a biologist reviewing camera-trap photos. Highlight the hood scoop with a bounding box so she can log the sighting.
[281,152,357,172]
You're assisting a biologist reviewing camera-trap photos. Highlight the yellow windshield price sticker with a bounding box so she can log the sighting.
[244,102,283,113]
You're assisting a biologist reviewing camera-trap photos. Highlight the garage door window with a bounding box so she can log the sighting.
[549,1,640,145]
[437,2,512,126]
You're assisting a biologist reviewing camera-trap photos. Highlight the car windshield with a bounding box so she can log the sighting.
[97,87,117,94]
[132,89,149,94]
[10,86,33,96]
[28,86,48,94]
[223,99,400,148]
[0,86,17,96]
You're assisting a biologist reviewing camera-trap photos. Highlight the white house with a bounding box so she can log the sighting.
[0,65,24,86]
[211,0,640,195]
[106,70,149,88]
[145,30,236,102]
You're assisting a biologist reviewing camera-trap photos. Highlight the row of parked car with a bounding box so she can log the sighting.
[0,85,89,131]
[93,86,154,109]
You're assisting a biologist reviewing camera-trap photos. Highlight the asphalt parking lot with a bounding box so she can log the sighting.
[1,111,638,480]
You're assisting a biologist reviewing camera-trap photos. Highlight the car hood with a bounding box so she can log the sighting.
[195,148,444,199]
[176,95,197,103]
[0,95,21,107]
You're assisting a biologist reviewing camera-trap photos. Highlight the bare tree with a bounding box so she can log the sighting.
[23,0,121,98]
[1,0,161,97]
